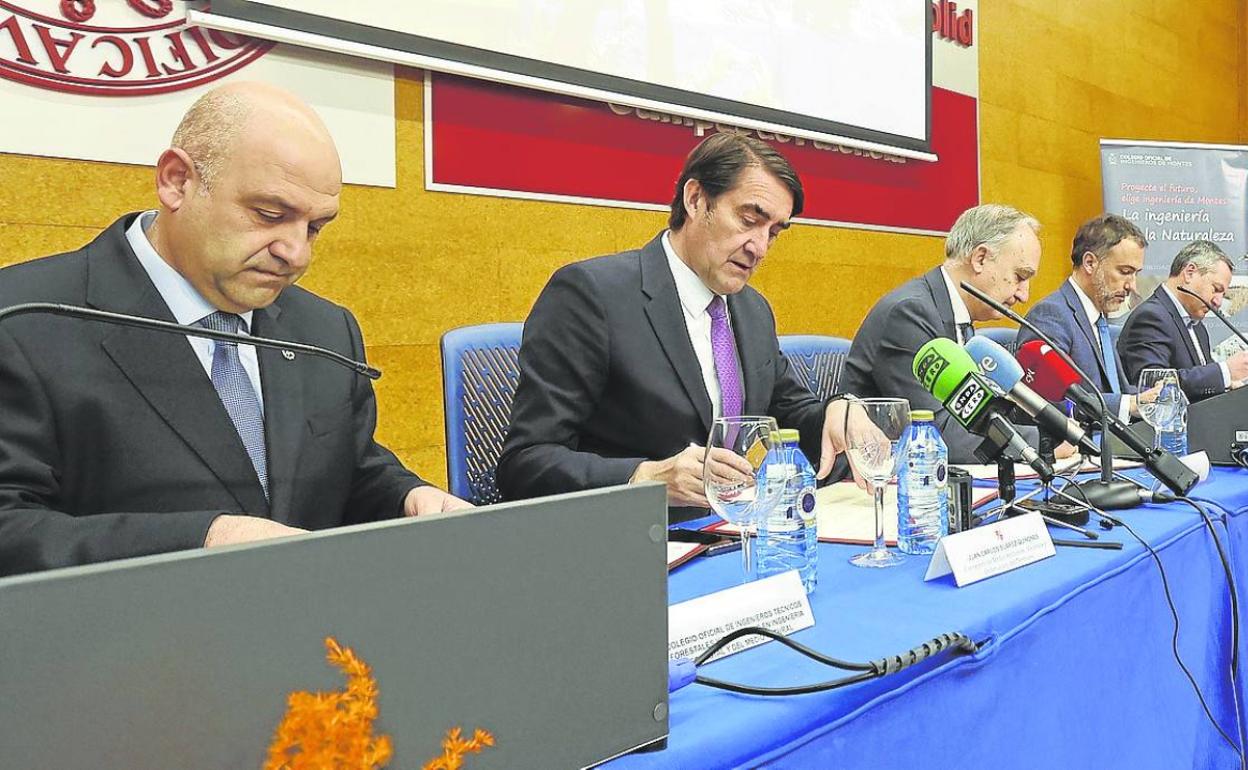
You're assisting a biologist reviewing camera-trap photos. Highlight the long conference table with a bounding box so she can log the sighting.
[609,465,1248,769]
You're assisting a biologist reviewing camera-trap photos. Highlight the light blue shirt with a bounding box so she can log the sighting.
[1161,283,1230,387]
[125,211,264,409]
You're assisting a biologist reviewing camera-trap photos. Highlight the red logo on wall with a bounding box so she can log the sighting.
[0,1,273,96]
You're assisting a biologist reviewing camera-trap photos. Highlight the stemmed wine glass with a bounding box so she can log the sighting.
[704,415,789,581]
[845,398,910,568]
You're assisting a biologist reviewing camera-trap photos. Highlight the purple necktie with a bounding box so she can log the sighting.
[707,296,744,418]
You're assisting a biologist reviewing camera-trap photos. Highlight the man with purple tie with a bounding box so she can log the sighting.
[499,133,860,520]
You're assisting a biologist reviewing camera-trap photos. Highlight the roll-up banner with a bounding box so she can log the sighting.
[1100,139,1248,354]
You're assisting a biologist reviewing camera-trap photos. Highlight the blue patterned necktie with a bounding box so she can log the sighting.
[198,312,268,498]
[1096,315,1122,395]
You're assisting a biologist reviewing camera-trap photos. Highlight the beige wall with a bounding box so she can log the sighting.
[1,0,1244,487]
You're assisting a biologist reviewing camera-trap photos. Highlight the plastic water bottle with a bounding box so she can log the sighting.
[897,410,948,555]
[757,429,818,593]
[1156,380,1189,456]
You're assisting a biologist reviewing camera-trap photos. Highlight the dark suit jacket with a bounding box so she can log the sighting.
[1017,280,1135,415]
[1118,285,1224,402]
[840,267,1037,463]
[497,234,828,513]
[0,214,425,576]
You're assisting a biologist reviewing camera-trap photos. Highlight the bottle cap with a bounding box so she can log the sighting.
[778,428,801,444]
[910,409,935,421]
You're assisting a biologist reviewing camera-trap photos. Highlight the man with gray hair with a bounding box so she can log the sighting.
[1119,240,1248,402]
[841,203,1043,462]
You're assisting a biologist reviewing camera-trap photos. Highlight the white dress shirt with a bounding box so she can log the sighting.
[125,211,264,411]
[940,266,974,343]
[1160,283,1230,387]
[1067,278,1132,419]
[662,231,731,419]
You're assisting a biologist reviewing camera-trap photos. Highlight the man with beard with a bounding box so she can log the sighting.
[1017,214,1144,418]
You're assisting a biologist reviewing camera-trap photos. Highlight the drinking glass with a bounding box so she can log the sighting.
[845,398,911,568]
[704,415,789,581]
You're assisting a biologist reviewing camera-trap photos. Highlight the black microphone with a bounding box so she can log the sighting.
[1017,340,1198,501]
[0,302,381,379]
[959,280,1199,505]
[1176,285,1248,349]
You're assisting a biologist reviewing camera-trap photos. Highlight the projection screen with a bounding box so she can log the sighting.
[191,0,934,160]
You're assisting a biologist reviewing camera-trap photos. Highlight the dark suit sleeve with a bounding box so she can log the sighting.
[497,265,646,499]
[868,297,1039,463]
[0,326,222,576]
[1020,302,1124,416]
[1118,306,1223,402]
[339,309,427,523]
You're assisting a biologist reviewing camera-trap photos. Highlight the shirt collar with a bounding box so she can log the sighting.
[939,266,973,326]
[126,211,254,331]
[1160,283,1196,326]
[1066,276,1102,327]
[662,230,719,318]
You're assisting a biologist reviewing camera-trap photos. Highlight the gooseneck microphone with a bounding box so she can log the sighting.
[1176,285,1248,350]
[1016,340,1197,503]
[0,302,381,379]
[963,336,1100,456]
[912,338,1054,480]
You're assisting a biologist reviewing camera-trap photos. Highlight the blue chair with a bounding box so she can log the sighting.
[976,326,1019,354]
[778,335,852,401]
[440,323,524,505]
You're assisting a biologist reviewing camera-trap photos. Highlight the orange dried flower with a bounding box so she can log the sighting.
[421,727,495,770]
[265,636,494,770]
[264,637,394,770]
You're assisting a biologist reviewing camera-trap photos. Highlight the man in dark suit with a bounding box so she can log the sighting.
[1119,240,1248,402]
[498,133,863,518]
[0,82,467,576]
[840,204,1043,463]
[1018,214,1144,419]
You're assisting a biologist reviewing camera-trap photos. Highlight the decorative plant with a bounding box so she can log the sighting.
[265,637,493,770]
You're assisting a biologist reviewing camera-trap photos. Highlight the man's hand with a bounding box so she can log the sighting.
[631,445,754,508]
[1228,351,1248,382]
[1053,441,1078,460]
[203,514,306,547]
[404,486,474,516]
[819,398,881,489]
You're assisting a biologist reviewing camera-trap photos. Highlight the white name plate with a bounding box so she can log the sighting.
[668,571,814,663]
[924,512,1055,587]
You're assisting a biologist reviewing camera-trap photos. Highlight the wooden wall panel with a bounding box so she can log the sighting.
[1,2,1244,488]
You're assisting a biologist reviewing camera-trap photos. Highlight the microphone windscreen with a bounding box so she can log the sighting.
[913,338,979,401]
[964,336,1024,391]
[1016,340,1081,401]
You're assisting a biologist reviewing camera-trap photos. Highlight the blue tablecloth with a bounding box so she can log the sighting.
[611,467,1248,769]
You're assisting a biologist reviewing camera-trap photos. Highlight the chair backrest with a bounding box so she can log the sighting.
[440,323,524,505]
[777,335,852,401]
[976,326,1020,355]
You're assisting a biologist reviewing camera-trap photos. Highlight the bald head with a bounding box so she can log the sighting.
[149,82,343,314]
[170,81,339,192]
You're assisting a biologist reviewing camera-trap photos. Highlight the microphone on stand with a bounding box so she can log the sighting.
[1015,340,1196,504]
[0,302,381,379]
[911,338,1054,480]
[963,336,1100,456]
[1176,285,1248,349]
[958,281,1195,508]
